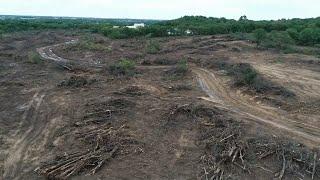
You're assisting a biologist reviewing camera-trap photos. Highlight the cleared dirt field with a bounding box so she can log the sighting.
[0,32,319,179]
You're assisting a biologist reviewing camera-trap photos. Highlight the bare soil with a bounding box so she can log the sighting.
[0,32,319,180]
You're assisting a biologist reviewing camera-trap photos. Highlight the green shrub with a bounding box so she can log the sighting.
[109,59,136,76]
[228,63,258,86]
[145,40,161,54]
[262,31,295,49]
[176,59,188,74]
[299,28,320,46]
[286,28,299,41]
[164,59,189,80]
[253,28,267,46]
[27,52,42,64]
[282,45,299,54]
[108,30,126,39]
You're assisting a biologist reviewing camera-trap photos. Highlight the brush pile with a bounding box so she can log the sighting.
[167,103,319,179]
[35,124,137,179]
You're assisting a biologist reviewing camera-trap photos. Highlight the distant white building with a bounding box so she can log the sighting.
[185,29,193,35]
[126,23,145,29]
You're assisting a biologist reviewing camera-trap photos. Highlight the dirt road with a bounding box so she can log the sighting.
[37,41,320,149]
[193,67,320,148]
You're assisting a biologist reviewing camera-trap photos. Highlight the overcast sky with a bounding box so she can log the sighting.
[0,0,319,20]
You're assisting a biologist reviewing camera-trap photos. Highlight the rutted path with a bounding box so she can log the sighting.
[3,91,46,179]
[37,40,320,149]
[194,67,320,148]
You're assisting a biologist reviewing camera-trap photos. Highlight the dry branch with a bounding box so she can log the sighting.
[36,124,137,179]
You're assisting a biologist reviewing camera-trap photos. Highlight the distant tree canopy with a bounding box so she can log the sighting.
[1,15,320,46]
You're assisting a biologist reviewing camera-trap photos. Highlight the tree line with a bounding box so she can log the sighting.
[1,15,320,47]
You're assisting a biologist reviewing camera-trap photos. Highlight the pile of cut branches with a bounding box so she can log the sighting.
[166,103,319,180]
[76,98,135,125]
[195,103,319,180]
[114,85,148,96]
[35,124,138,179]
[58,75,96,88]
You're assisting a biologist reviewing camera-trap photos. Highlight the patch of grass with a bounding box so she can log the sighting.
[27,51,42,64]
[109,59,136,76]
[145,40,161,54]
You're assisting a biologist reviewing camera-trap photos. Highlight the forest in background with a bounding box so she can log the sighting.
[1,15,320,51]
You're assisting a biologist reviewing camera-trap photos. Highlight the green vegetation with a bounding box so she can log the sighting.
[2,15,320,50]
[109,59,136,76]
[263,31,295,49]
[228,63,258,87]
[166,59,188,78]
[27,51,42,64]
[299,28,320,46]
[253,28,267,46]
[145,40,161,54]
[176,59,188,75]
[163,59,189,81]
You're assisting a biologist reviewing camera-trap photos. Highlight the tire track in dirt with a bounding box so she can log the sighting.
[3,91,46,179]
[37,39,108,70]
[253,64,320,98]
[193,67,320,148]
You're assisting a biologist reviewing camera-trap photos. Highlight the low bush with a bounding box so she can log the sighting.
[27,51,42,64]
[109,59,136,76]
[176,59,188,75]
[145,40,161,54]
[253,28,267,46]
[286,28,299,41]
[262,31,295,49]
[299,28,320,46]
[164,59,189,79]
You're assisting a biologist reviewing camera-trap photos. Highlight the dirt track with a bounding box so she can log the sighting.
[194,67,320,148]
[36,40,320,149]
[3,91,45,179]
